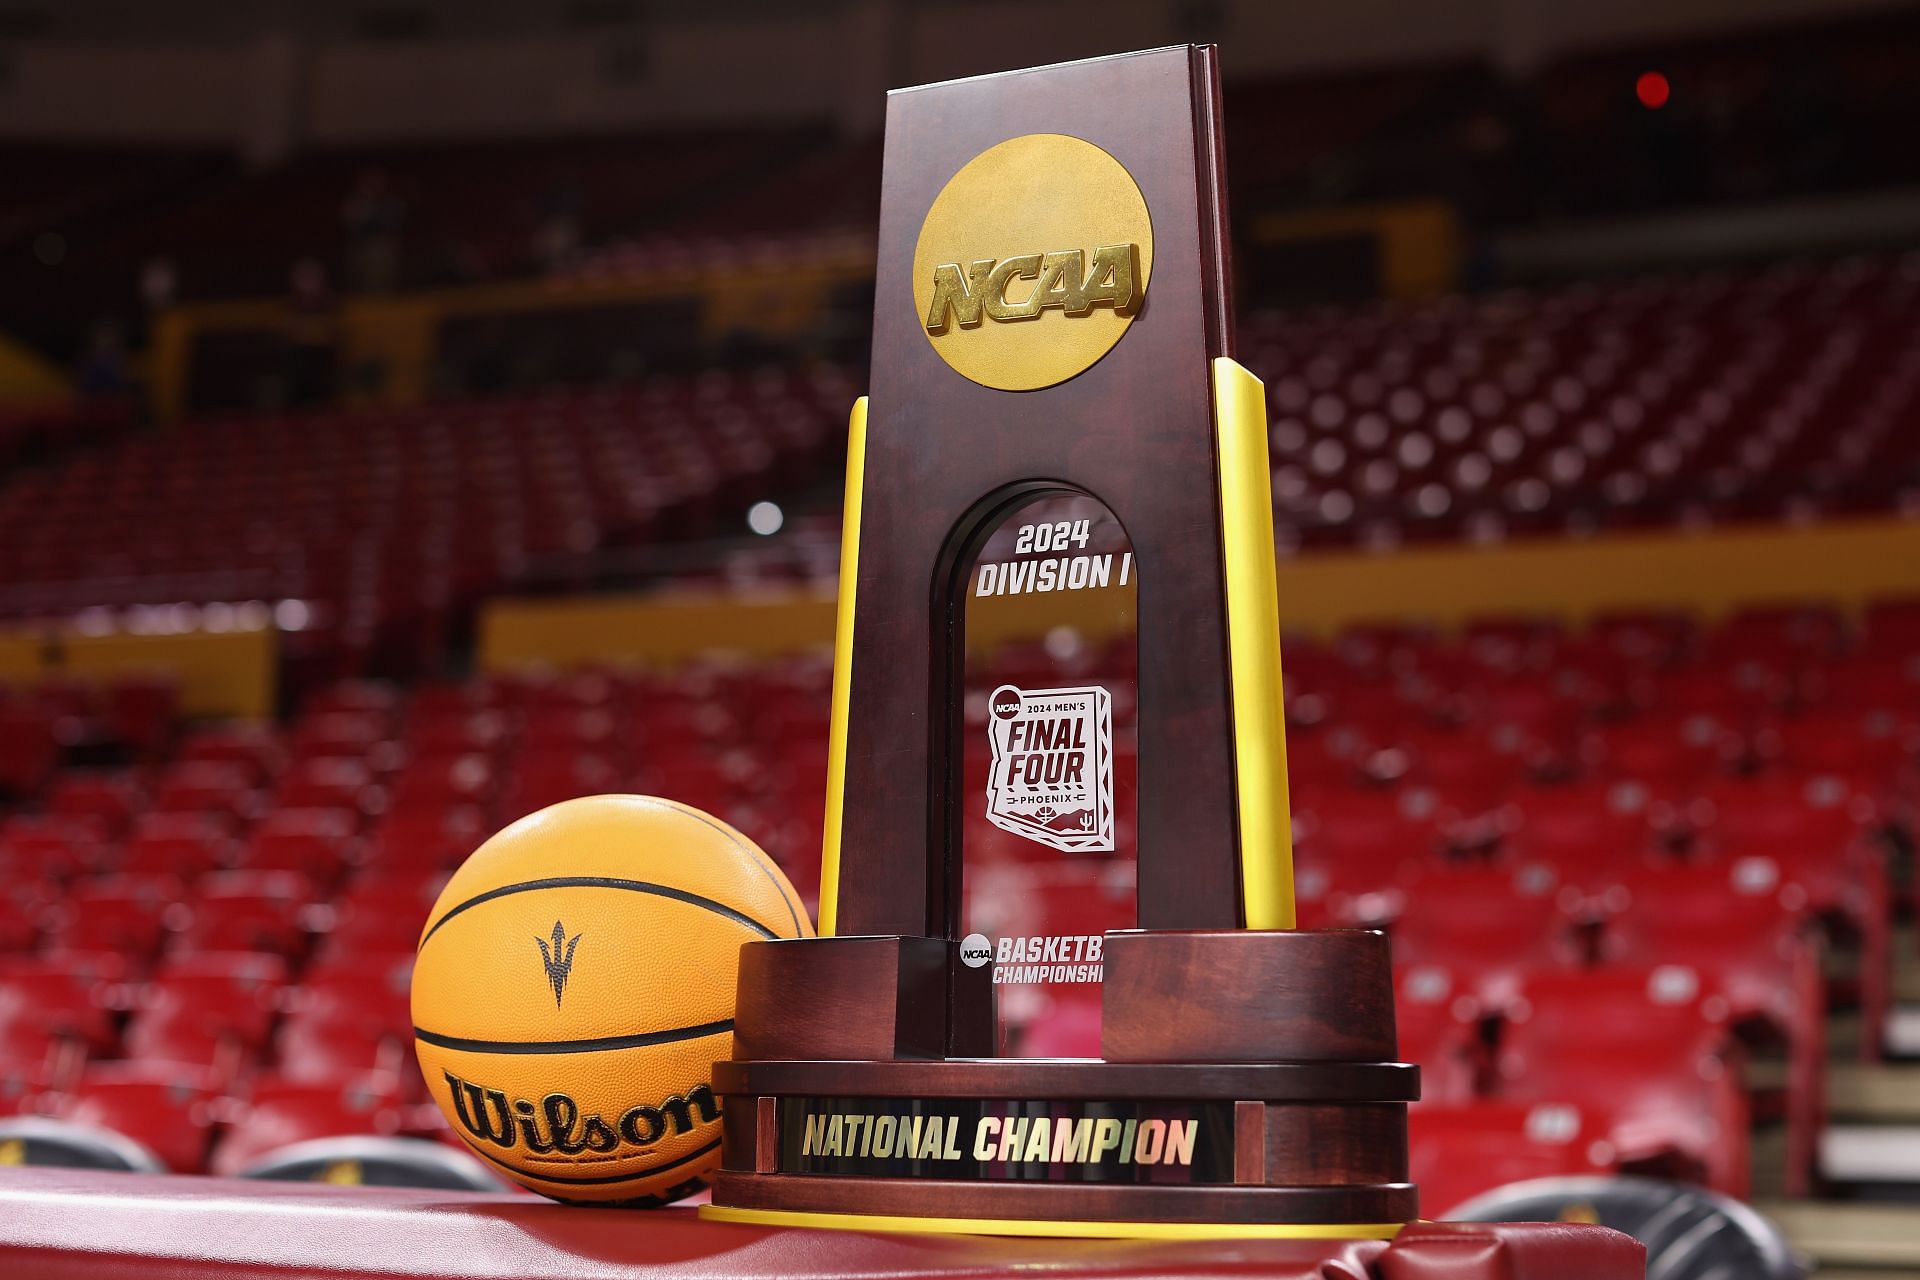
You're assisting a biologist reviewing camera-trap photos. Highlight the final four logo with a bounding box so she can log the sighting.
[985,684,1114,853]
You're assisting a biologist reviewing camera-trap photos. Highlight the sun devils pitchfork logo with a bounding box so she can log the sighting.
[536,921,582,1007]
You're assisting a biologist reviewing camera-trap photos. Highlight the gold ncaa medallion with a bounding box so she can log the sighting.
[913,134,1153,391]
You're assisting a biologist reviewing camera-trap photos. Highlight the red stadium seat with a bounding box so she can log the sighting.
[0,814,113,881]
[1773,709,1918,813]
[48,1065,221,1173]
[286,955,413,1032]
[176,723,286,778]
[1391,863,1582,1008]
[155,950,292,984]
[1861,597,1920,656]
[0,892,41,954]
[1497,966,1748,1196]
[320,888,433,958]
[404,711,510,760]
[962,861,1135,948]
[209,1076,408,1177]
[1360,723,1531,810]
[1,949,134,989]
[0,959,118,1058]
[240,808,361,881]
[1710,605,1846,666]
[120,812,237,878]
[173,873,316,958]
[51,875,187,957]
[498,753,624,820]
[1814,654,1920,716]
[1687,775,1889,1057]
[303,681,404,720]
[519,707,621,753]
[1583,714,1743,785]
[1585,612,1695,665]
[1395,963,1483,1104]
[275,756,384,814]
[273,1014,420,1100]
[1410,1100,1623,1218]
[385,754,495,814]
[1591,860,1823,1192]
[1291,788,1446,923]
[1501,781,1661,878]
[44,772,144,834]
[122,955,288,1080]
[641,749,761,814]
[359,807,486,871]
[291,712,391,761]
[149,761,260,822]
[627,695,738,748]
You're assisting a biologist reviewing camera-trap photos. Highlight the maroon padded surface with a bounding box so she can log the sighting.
[1384,1223,1647,1279]
[0,1170,1641,1280]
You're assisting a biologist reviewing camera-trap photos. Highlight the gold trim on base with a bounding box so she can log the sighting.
[1212,356,1295,931]
[816,396,868,937]
[699,1203,1406,1240]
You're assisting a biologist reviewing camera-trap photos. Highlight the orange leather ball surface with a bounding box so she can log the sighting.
[412,794,811,1204]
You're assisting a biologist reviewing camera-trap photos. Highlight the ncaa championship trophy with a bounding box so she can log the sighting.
[705,46,1417,1237]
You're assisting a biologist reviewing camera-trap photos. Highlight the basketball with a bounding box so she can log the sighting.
[411,795,813,1205]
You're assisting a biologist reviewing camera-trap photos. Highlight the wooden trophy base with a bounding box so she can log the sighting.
[704,929,1418,1236]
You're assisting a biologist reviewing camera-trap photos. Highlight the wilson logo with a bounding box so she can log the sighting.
[536,920,582,1008]
[924,245,1140,333]
[444,1072,721,1155]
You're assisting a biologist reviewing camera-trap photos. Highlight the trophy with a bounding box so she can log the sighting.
[704,45,1416,1237]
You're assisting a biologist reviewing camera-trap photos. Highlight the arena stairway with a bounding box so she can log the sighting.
[1755,932,1920,1278]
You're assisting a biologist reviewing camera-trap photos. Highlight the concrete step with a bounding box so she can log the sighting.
[1758,1200,1920,1269]
[1830,1065,1920,1123]
[1822,1125,1920,1182]
[1757,1061,1920,1115]
[1751,1122,1791,1200]
[1893,1007,1920,1059]
[1824,1007,1918,1061]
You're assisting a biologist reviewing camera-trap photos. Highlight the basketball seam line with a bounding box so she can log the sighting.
[418,875,780,948]
[654,796,804,936]
[455,1131,723,1185]
[413,1018,734,1055]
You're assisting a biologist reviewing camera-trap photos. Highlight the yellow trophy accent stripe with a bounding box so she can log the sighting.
[817,397,868,938]
[699,1204,1405,1240]
[1212,357,1296,931]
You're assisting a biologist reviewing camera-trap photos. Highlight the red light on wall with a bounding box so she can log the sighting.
[1636,71,1671,109]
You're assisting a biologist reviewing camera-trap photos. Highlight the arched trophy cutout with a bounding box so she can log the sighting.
[706,45,1417,1237]
[950,488,1138,1058]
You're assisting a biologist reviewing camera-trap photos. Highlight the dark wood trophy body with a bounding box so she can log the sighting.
[705,46,1418,1237]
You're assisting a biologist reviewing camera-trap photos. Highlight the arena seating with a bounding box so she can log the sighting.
[1247,254,1920,548]
[559,228,871,286]
[0,367,853,679]
[0,597,1910,1204]
[0,401,136,475]
[3,255,1912,665]
[1,129,825,314]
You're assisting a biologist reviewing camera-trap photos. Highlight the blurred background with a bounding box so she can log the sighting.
[0,0,1917,1272]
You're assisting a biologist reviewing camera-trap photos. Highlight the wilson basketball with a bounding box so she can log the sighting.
[411,795,812,1205]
